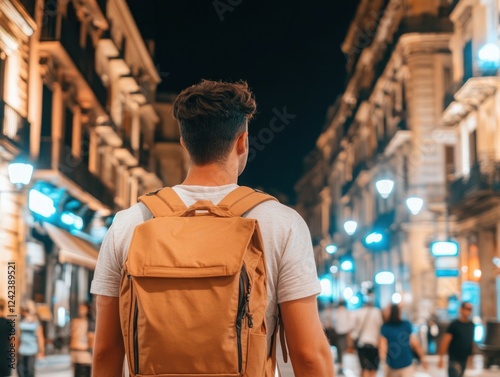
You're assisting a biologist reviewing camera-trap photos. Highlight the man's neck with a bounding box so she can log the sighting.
[182,164,237,186]
[458,316,470,323]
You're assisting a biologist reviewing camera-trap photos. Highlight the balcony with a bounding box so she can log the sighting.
[443,77,500,125]
[448,158,500,219]
[0,100,30,154]
[40,5,107,109]
[368,14,453,105]
[344,15,452,136]
[37,139,115,210]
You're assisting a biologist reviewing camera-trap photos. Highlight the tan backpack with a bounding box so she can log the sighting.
[119,186,287,376]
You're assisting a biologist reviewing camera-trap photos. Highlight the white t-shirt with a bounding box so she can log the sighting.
[351,306,383,347]
[90,184,321,352]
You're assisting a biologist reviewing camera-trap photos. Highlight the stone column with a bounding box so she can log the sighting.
[478,229,497,319]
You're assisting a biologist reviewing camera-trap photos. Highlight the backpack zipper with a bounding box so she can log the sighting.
[236,265,252,373]
[133,299,139,374]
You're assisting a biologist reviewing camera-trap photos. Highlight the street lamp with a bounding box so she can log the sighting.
[365,231,383,245]
[340,259,354,271]
[7,157,34,188]
[325,244,337,254]
[375,178,395,199]
[344,220,358,236]
[375,271,395,285]
[478,43,500,71]
[406,196,424,215]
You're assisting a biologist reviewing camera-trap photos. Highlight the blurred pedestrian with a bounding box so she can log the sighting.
[426,317,439,355]
[349,299,383,377]
[380,304,427,377]
[17,301,44,377]
[332,300,353,376]
[438,301,475,377]
[0,299,13,377]
[321,302,338,349]
[70,303,95,377]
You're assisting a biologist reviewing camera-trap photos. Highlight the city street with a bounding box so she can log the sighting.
[276,351,498,377]
[22,353,500,377]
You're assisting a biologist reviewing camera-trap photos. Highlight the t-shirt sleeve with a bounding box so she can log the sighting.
[90,222,122,297]
[276,211,321,303]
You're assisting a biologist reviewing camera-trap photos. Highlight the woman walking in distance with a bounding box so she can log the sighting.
[17,302,44,377]
[380,304,427,377]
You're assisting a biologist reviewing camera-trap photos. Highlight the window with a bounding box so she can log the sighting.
[444,145,455,182]
[0,52,5,99]
[463,40,473,82]
[82,128,91,166]
[64,107,73,149]
[469,130,477,167]
[443,66,452,92]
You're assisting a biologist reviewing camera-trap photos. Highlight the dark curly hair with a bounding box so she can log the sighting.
[173,80,257,165]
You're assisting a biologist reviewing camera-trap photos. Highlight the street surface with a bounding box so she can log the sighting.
[5,352,497,376]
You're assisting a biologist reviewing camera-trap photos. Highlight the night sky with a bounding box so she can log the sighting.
[127,0,360,203]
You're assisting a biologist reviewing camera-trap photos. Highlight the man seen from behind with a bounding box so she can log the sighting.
[90,80,334,376]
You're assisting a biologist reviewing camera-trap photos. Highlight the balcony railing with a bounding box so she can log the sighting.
[448,157,500,210]
[0,100,30,153]
[37,139,115,209]
[41,5,107,109]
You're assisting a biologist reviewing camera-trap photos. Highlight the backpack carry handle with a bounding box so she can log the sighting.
[181,201,232,218]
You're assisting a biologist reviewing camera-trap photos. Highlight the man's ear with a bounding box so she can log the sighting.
[235,131,248,155]
[180,137,187,150]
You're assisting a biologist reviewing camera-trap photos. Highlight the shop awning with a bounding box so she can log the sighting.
[44,223,99,270]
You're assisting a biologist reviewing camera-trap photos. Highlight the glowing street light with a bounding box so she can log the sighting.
[344,220,358,236]
[375,179,395,199]
[340,260,354,271]
[375,271,395,285]
[343,287,354,299]
[406,196,424,215]
[478,43,500,66]
[365,231,383,245]
[392,293,402,304]
[326,244,338,254]
[8,159,34,188]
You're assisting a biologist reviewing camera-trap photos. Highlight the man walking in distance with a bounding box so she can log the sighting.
[438,302,475,377]
[348,298,383,377]
[90,80,334,377]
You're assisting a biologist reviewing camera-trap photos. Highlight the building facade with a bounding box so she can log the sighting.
[0,0,36,303]
[442,0,500,320]
[297,0,458,321]
[0,0,188,349]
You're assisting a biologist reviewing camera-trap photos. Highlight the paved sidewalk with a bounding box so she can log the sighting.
[277,350,500,376]
[8,351,499,376]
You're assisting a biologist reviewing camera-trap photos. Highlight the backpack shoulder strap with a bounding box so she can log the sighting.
[218,186,278,217]
[138,187,187,217]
